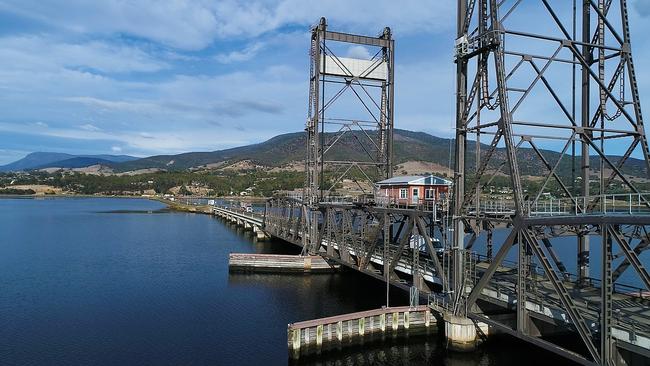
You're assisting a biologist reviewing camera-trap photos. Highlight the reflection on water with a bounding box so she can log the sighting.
[94,209,170,214]
[291,334,577,366]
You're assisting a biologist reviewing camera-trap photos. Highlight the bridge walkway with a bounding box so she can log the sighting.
[471,260,650,355]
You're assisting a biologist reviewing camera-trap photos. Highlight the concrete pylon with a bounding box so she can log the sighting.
[444,314,480,352]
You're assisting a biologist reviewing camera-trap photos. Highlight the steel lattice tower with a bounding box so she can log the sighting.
[453,1,650,364]
[302,18,395,255]
[305,17,395,207]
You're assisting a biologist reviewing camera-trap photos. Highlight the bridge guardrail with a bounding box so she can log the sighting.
[467,192,650,217]
[472,253,648,299]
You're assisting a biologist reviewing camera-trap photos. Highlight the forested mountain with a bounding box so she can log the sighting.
[3,130,647,179]
[0,152,137,172]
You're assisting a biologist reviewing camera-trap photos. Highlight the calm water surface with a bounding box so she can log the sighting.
[0,197,576,365]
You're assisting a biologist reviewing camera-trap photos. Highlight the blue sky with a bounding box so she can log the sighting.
[0,1,649,164]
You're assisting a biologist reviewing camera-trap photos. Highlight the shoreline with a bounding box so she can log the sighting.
[0,194,269,217]
[150,197,213,214]
[0,194,261,217]
[0,193,270,201]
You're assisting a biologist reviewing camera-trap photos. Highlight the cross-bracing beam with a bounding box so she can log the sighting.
[454,0,650,364]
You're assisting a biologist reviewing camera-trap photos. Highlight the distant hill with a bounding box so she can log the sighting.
[3,130,648,179]
[109,129,648,178]
[109,130,456,172]
[0,152,138,172]
[33,157,118,169]
[0,152,73,172]
[109,132,308,172]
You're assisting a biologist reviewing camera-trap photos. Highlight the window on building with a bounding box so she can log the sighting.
[399,188,407,199]
[425,188,435,200]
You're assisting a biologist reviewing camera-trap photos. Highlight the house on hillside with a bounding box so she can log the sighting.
[376,174,452,205]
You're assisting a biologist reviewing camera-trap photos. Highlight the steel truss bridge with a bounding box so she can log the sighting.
[258,196,650,365]
[224,1,650,364]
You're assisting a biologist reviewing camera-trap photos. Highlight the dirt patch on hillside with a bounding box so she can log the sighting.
[395,161,452,177]
[269,161,304,172]
[7,184,63,195]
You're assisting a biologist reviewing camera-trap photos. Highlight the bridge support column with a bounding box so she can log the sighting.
[444,315,478,352]
[254,225,269,240]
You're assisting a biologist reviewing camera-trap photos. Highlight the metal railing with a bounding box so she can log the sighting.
[472,253,648,300]
[374,194,449,213]
[534,192,650,216]
[213,205,263,222]
[277,191,304,201]
[466,192,650,217]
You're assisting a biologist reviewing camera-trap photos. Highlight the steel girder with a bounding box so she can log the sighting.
[264,197,447,296]
[455,0,650,289]
[463,220,650,365]
[454,0,650,192]
[454,2,650,363]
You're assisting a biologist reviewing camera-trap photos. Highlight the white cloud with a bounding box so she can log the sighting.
[210,1,454,40]
[79,123,101,131]
[0,51,306,156]
[215,42,265,63]
[62,96,159,113]
[0,36,168,74]
[346,45,371,60]
[215,31,307,64]
[0,1,453,50]
[111,146,122,152]
[0,1,220,51]
[0,121,277,155]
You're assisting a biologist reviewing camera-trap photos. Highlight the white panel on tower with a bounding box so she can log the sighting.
[320,56,387,81]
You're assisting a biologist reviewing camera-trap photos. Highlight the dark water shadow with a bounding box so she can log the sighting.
[94,208,172,214]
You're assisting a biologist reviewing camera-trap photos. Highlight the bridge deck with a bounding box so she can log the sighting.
[474,261,650,352]
[213,204,650,359]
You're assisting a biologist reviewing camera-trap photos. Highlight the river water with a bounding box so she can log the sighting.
[0,197,577,365]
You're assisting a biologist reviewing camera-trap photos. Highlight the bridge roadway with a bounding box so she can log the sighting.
[212,206,267,240]
[468,261,650,362]
[211,204,650,363]
[212,205,442,284]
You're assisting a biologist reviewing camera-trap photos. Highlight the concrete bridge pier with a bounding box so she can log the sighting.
[444,314,480,352]
[253,225,269,240]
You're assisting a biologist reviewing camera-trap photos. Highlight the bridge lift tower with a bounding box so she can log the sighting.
[453,0,650,364]
[304,18,395,253]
